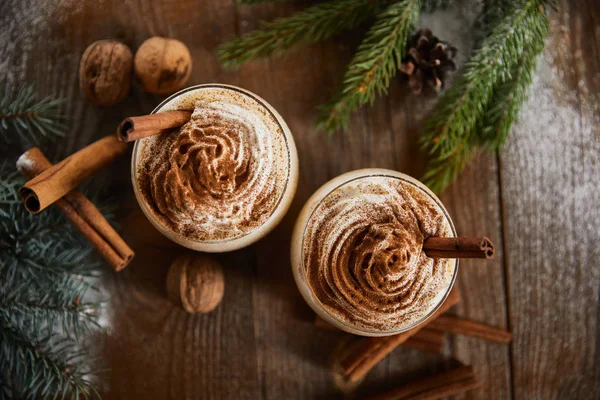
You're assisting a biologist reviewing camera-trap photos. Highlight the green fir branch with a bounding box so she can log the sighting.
[481,34,546,148]
[420,0,456,12]
[0,198,100,292]
[0,87,66,146]
[479,0,549,148]
[0,324,100,400]
[317,0,421,133]
[1,277,100,340]
[0,166,104,399]
[218,0,382,67]
[421,0,551,192]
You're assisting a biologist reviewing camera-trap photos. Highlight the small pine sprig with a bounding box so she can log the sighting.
[317,0,421,133]
[218,0,382,67]
[421,0,551,193]
[0,167,103,399]
[480,37,546,149]
[420,0,456,12]
[480,0,551,149]
[1,276,101,340]
[0,324,100,400]
[0,86,66,146]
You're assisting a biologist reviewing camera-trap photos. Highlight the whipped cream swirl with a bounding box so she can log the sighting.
[303,176,455,331]
[138,100,287,240]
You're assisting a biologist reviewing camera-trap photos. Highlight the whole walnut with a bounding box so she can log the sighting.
[134,37,192,94]
[79,40,133,106]
[166,254,224,313]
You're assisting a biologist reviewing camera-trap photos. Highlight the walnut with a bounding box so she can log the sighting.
[134,37,192,94]
[79,40,133,106]
[166,254,224,313]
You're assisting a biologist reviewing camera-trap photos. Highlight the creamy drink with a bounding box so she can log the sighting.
[132,84,298,252]
[291,169,457,336]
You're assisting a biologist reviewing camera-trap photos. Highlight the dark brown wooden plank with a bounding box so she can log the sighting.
[4,1,596,399]
[499,1,600,398]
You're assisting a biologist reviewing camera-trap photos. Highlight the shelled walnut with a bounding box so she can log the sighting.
[134,36,192,94]
[79,40,133,106]
[166,254,224,314]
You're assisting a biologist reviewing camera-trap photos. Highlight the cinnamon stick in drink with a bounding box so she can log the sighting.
[338,288,461,383]
[117,110,192,142]
[17,148,134,271]
[423,237,495,259]
[364,365,480,400]
[19,135,127,214]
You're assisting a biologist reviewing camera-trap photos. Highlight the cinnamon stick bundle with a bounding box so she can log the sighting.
[17,148,134,271]
[423,237,495,259]
[19,135,127,214]
[364,365,480,400]
[314,316,445,353]
[338,288,461,383]
[427,314,512,344]
[117,110,192,142]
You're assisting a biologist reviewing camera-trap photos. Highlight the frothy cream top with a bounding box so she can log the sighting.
[302,176,455,331]
[137,98,289,241]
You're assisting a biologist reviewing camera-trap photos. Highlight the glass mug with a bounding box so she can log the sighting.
[291,169,458,336]
[132,84,299,252]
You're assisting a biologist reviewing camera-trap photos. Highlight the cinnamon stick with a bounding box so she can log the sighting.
[364,365,480,400]
[314,316,444,353]
[427,314,512,344]
[402,329,444,353]
[18,135,127,214]
[423,237,495,259]
[339,288,461,383]
[16,148,134,271]
[117,110,192,142]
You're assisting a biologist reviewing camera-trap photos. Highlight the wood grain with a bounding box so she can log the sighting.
[1,0,597,399]
[498,2,600,399]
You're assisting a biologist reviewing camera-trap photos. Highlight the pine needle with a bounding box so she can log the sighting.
[421,0,551,192]
[317,0,421,134]
[481,24,548,148]
[0,86,66,146]
[0,166,104,399]
[217,0,382,67]
[420,0,456,12]
[0,325,100,399]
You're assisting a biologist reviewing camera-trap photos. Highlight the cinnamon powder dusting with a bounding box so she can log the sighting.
[302,176,456,331]
[137,98,288,241]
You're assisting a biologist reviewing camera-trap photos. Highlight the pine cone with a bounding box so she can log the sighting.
[399,29,457,94]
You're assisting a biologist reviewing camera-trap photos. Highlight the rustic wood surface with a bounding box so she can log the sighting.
[0,0,598,399]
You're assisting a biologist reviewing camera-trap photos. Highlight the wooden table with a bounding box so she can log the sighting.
[1,1,598,399]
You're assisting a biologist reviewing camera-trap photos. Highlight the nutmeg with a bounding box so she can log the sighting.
[79,40,133,106]
[134,37,192,94]
[166,254,224,313]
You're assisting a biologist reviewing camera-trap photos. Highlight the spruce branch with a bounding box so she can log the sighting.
[1,276,100,340]
[0,87,66,146]
[0,324,100,400]
[480,0,549,148]
[421,0,456,12]
[421,0,551,192]
[218,0,382,67]
[481,34,546,148]
[0,166,104,399]
[317,0,421,133]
